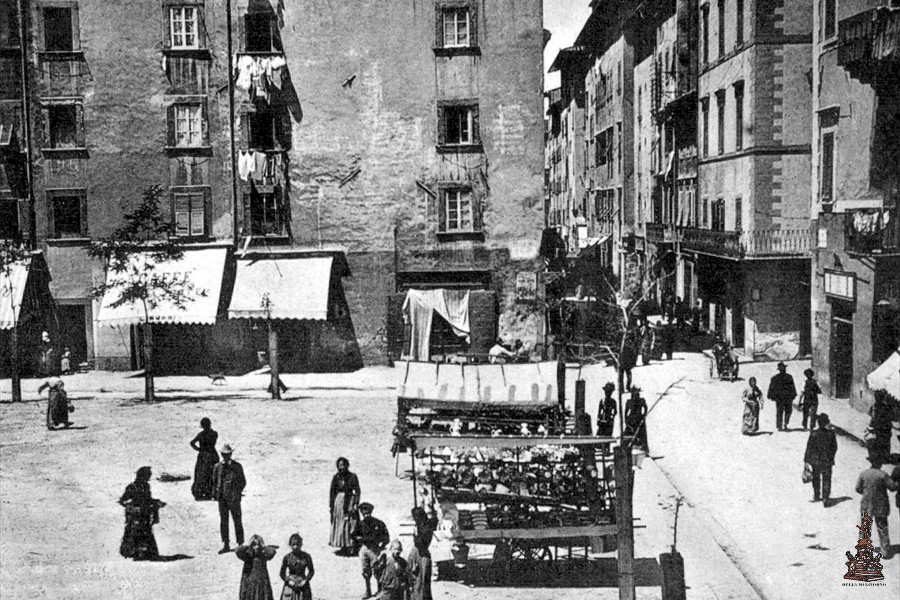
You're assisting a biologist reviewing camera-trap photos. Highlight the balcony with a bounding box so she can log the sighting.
[645,222,676,243]
[838,7,900,83]
[680,228,811,259]
[845,208,899,254]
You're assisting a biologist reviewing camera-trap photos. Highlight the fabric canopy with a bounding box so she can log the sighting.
[228,256,332,320]
[867,349,900,401]
[402,289,470,361]
[0,258,30,330]
[96,247,227,326]
[396,360,558,404]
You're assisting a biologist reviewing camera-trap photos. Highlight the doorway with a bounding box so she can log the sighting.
[830,304,854,398]
[56,304,88,368]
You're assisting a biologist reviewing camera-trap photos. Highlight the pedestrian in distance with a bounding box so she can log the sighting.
[60,347,72,374]
[803,414,838,505]
[596,381,618,437]
[659,317,675,360]
[236,534,278,600]
[407,506,438,600]
[624,386,649,453]
[189,417,219,501]
[855,457,899,559]
[353,502,390,599]
[38,377,72,430]
[638,318,654,366]
[866,391,894,464]
[378,539,410,600]
[741,377,763,435]
[690,300,703,335]
[118,466,165,561]
[213,443,246,554]
[799,368,822,430]
[619,332,638,391]
[279,533,315,600]
[329,457,361,555]
[767,362,797,431]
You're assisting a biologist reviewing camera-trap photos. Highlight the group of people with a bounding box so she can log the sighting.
[594,381,649,453]
[37,330,74,376]
[740,362,820,435]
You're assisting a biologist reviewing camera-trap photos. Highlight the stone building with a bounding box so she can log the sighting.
[1,0,545,371]
[810,0,900,409]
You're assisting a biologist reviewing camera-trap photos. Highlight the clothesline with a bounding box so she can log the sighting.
[233,55,287,104]
[237,150,282,184]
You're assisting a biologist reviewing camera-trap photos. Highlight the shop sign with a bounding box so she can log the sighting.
[515,271,538,303]
[824,269,855,301]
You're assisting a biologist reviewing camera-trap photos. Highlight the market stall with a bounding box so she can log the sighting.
[409,434,617,574]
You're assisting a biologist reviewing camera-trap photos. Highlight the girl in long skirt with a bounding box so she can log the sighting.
[119,466,165,560]
[237,535,278,600]
[279,534,314,600]
[742,377,763,435]
[328,457,360,554]
[189,417,219,500]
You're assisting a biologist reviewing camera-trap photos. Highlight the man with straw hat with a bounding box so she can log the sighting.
[213,443,246,554]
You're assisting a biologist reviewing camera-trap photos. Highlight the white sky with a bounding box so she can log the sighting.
[543,0,593,91]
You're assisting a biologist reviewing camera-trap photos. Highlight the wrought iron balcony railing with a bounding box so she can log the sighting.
[838,7,900,81]
[680,228,811,258]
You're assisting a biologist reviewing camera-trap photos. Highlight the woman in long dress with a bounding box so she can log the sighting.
[237,535,278,600]
[190,417,219,500]
[39,377,71,430]
[119,466,165,560]
[408,506,438,600]
[742,377,763,435]
[279,533,315,600]
[328,457,360,554]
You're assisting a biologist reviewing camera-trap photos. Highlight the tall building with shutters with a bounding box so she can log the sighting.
[1,0,545,371]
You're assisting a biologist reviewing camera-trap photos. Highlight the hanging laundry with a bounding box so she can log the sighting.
[238,151,257,182]
[235,55,255,91]
[251,151,268,183]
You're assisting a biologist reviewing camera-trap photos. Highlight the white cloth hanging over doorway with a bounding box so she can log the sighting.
[402,289,470,361]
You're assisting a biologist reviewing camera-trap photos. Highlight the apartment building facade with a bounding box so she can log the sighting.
[1,0,545,371]
[810,0,900,409]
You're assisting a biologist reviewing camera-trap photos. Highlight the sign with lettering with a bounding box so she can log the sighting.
[515,271,538,303]
[824,269,855,301]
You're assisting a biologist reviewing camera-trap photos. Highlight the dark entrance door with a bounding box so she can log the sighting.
[56,304,88,367]
[830,311,853,399]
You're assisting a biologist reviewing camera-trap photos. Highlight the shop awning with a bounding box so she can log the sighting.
[228,256,333,320]
[867,348,900,401]
[0,258,30,330]
[96,247,227,326]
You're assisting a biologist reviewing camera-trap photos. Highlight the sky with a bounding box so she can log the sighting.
[543,0,593,91]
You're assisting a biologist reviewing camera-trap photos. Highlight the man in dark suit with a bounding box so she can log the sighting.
[856,457,899,559]
[212,444,246,554]
[767,362,797,431]
[354,502,390,599]
[804,413,838,505]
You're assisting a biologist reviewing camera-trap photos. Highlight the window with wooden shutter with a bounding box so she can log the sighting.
[171,187,208,237]
[43,103,84,149]
[47,188,86,238]
[436,100,481,150]
[434,1,479,54]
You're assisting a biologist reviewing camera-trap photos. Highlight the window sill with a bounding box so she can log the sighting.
[162,47,212,60]
[165,145,213,157]
[247,234,291,246]
[47,236,90,245]
[172,235,213,243]
[436,143,484,154]
[433,46,481,57]
[40,147,88,158]
[38,50,85,62]
[437,230,485,243]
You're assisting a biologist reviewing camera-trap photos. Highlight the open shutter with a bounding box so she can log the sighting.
[80,192,88,236]
[70,5,80,50]
[174,192,190,236]
[47,194,56,238]
[437,105,446,145]
[471,104,480,144]
[237,15,247,52]
[472,189,484,233]
[166,104,176,147]
[162,5,171,49]
[190,192,205,236]
[202,187,212,236]
[468,2,478,47]
[242,190,251,234]
[437,188,447,232]
[200,97,209,145]
[74,103,85,148]
[40,106,51,147]
[34,8,45,52]
[434,5,444,48]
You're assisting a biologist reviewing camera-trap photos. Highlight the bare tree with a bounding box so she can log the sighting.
[0,240,30,403]
[89,185,206,402]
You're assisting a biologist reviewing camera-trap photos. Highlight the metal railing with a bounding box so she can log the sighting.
[679,227,811,258]
[838,8,900,73]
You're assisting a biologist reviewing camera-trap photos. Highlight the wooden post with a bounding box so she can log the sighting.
[143,323,154,402]
[268,320,280,400]
[10,324,21,402]
[575,379,586,418]
[556,359,566,408]
[614,445,635,600]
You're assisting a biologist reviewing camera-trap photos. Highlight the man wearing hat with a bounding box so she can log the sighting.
[212,444,246,554]
[353,502,390,599]
[624,386,648,453]
[596,382,618,437]
[799,368,822,430]
[767,362,797,431]
[804,414,837,505]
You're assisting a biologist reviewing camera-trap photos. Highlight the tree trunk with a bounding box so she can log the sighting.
[143,323,154,402]
[10,324,22,402]
[268,321,280,400]
[614,445,635,600]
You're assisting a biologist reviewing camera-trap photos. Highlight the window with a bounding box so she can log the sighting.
[43,103,84,149]
[247,111,276,150]
[617,122,622,175]
[701,5,709,64]
[42,6,76,52]
[736,0,744,46]
[716,90,726,155]
[734,82,744,151]
[438,102,479,147]
[0,1,20,48]
[824,0,836,40]
[172,188,207,237]
[440,187,478,233]
[166,101,208,149]
[819,108,839,204]
[0,199,18,238]
[734,196,742,231]
[442,8,470,47]
[48,189,86,238]
[702,197,709,228]
[701,97,709,157]
[169,6,199,49]
[717,0,725,58]
[247,187,285,237]
[244,13,279,53]
[165,56,209,94]
[712,198,725,231]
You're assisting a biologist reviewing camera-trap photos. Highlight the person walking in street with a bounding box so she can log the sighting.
[624,386,649,453]
[767,362,797,431]
[690,300,703,335]
[596,381,618,437]
[38,331,57,377]
[329,457,361,555]
[855,458,899,559]
[659,318,675,360]
[213,444,246,554]
[354,502,390,599]
[638,318,654,366]
[866,392,894,464]
[190,417,219,501]
[619,332,638,390]
[741,377,764,435]
[378,539,410,600]
[236,534,278,600]
[799,369,822,430]
[279,533,315,600]
[407,506,438,600]
[118,466,165,560]
[804,414,838,505]
[39,377,72,430]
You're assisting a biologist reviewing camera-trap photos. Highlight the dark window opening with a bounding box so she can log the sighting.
[734,82,744,151]
[52,195,83,238]
[736,0,744,46]
[43,7,74,52]
[711,198,725,231]
[824,0,836,39]
[821,131,835,203]
[717,0,725,58]
[245,13,279,52]
[701,6,709,64]
[48,105,77,148]
[0,199,18,238]
[735,197,743,231]
[248,112,275,150]
[701,98,709,157]
[248,188,285,237]
[440,104,479,146]
[0,2,20,48]
[716,91,726,155]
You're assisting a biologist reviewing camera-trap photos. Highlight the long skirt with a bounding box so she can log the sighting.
[742,402,760,434]
[47,391,68,428]
[120,507,159,560]
[329,492,358,548]
[280,583,312,600]
[408,547,433,600]
[191,449,219,500]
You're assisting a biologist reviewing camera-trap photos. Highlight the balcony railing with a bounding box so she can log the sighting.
[838,7,900,80]
[845,208,899,254]
[680,228,812,258]
[645,222,676,243]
